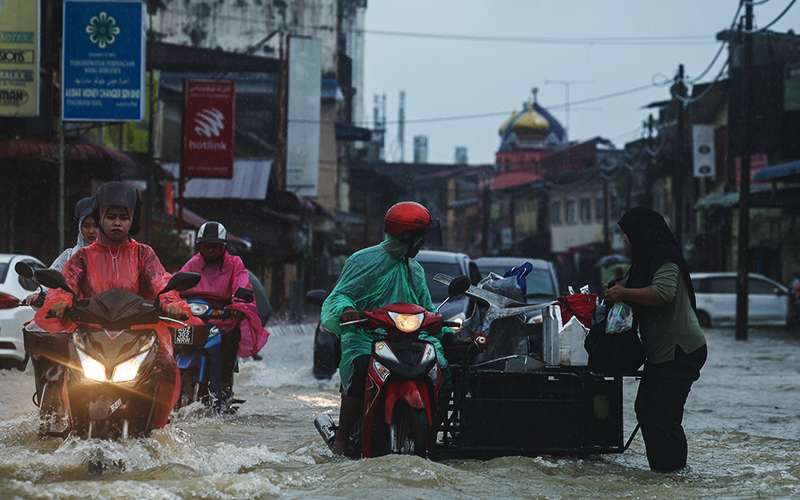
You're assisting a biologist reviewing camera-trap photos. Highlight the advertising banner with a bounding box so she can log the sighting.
[182,79,235,179]
[692,124,716,178]
[0,0,40,116]
[62,0,145,121]
[286,37,321,197]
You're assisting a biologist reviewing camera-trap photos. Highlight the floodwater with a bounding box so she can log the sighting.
[1,324,799,500]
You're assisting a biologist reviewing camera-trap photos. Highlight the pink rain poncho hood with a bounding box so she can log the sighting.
[180,251,269,357]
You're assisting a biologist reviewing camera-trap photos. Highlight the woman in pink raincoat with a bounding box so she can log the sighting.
[179,222,269,402]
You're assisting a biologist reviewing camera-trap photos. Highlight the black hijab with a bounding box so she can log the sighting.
[618,207,696,318]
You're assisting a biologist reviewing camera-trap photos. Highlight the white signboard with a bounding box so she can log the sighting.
[286,37,321,197]
[0,0,40,116]
[692,124,716,178]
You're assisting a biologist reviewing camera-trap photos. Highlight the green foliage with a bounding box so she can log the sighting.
[148,226,195,273]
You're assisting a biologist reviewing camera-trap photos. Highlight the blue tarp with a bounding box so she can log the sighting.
[752,159,800,182]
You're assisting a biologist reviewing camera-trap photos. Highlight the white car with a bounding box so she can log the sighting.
[691,272,789,328]
[0,254,47,370]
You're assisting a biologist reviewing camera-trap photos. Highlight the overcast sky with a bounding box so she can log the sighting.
[361,1,798,165]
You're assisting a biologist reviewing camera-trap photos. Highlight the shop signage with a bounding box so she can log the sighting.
[0,0,39,116]
[62,0,145,121]
[182,79,235,178]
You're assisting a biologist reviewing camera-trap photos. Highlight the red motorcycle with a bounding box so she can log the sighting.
[315,276,485,458]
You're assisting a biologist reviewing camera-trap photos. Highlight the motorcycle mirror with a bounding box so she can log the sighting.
[159,272,201,296]
[15,262,35,280]
[448,276,471,297]
[234,287,255,303]
[305,289,327,306]
[35,269,74,296]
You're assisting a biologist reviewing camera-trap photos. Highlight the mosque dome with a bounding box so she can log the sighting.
[497,90,567,152]
[498,111,517,136]
[512,102,550,139]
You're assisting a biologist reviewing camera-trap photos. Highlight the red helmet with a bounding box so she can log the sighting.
[384,202,434,236]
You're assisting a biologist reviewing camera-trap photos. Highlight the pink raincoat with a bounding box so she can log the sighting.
[179,252,269,357]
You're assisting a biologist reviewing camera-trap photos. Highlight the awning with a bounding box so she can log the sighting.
[335,122,371,141]
[695,187,800,210]
[163,160,272,199]
[752,159,800,183]
[0,138,134,166]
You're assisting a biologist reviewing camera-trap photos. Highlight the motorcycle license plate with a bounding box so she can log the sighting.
[175,326,194,345]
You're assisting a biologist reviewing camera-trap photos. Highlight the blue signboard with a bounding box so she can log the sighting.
[62,0,145,121]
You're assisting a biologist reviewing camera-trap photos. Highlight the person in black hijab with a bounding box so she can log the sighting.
[606,206,707,473]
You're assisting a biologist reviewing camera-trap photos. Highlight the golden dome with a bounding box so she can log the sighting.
[512,102,550,137]
[498,110,517,136]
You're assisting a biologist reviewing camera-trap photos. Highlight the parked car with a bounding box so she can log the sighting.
[0,254,47,370]
[306,250,482,380]
[691,272,790,328]
[473,256,560,308]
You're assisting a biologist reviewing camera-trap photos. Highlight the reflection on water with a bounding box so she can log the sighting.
[1,325,799,499]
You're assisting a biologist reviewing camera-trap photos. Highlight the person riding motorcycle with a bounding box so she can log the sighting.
[178,221,268,403]
[321,201,454,456]
[35,181,191,429]
[24,197,98,306]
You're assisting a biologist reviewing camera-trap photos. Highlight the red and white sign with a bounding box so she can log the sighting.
[182,79,235,178]
[735,154,768,187]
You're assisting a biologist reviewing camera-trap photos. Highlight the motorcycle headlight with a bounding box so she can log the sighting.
[372,359,390,382]
[190,303,210,316]
[77,349,106,382]
[388,312,424,333]
[111,351,149,383]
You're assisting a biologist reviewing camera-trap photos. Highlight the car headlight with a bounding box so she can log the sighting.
[77,350,106,382]
[388,311,424,333]
[190,303,210,316]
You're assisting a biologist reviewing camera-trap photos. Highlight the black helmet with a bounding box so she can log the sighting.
[197,221,227,245]
[74,197,93,222]
[91,182,143,236]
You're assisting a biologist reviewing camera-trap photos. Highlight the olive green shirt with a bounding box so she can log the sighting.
[638,262,707,364]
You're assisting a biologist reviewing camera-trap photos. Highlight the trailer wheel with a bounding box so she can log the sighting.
[391,404,428,458]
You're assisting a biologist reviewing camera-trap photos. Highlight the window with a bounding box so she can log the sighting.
[595,196,605,221]
[504,159,511,172]
[566,200,576,223]
[749,278,778,295]
[580,198,591,222]
[551,202,561,224]
[709,278,736,294]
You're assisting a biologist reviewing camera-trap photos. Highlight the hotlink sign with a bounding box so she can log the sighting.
[62,0,145,121]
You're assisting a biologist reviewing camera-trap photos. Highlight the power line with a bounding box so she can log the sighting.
[361,29,717,46]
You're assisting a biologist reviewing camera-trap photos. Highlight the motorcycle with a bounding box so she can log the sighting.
[28,268,201,440]
[173,287,255,413]
[314,276,480,459]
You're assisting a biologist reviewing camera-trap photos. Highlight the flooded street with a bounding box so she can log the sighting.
[1,324,799,500]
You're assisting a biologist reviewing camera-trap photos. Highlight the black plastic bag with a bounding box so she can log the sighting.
[584,301,646,375]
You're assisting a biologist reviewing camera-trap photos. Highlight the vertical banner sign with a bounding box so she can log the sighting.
[286,37,322,197]
[692,124,716,178]
[182,79,235,178]
[0,0,40,116]
[62,0,145,121]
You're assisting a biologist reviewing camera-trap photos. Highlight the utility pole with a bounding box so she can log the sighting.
[545,79,592,142]
[671,64,687,250]
[736,0,754,341]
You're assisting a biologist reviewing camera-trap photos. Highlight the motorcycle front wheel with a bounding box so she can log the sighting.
[177,368,200,410]
[391,404,428,458]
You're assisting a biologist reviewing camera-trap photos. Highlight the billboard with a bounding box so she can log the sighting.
[286,37,321,197]
[62,0,145,121]
[0,0,40,116]
[182,79,235,179]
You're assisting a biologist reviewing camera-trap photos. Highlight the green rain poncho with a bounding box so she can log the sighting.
[321,233,451,386]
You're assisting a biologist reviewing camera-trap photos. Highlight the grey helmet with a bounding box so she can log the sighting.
[91,182,143,236]
[197,221,227,245]
[74,197,94,222]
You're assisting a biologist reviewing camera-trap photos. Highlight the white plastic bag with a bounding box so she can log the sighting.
[605,302,634,334]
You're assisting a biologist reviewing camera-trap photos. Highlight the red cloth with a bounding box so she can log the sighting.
[557,293,598,329]
[179,252,269,357]
[34,240,193,429]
